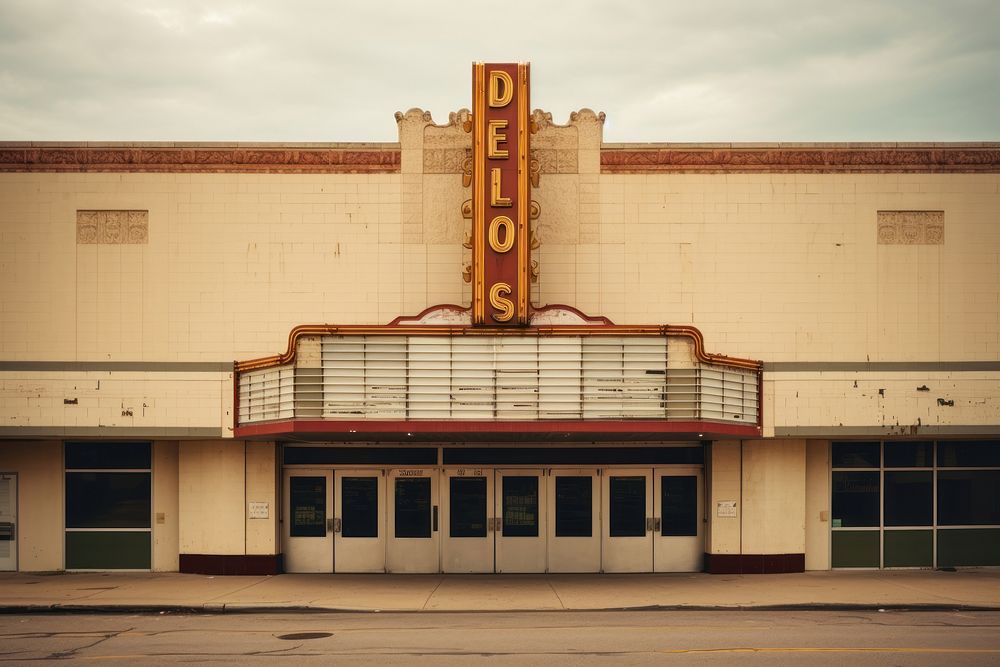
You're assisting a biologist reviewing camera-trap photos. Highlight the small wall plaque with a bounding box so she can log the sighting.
[248,502,269,519]
[716,500,737,518]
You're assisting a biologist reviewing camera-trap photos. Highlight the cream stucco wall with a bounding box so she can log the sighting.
[2,131,998,437]
[549,172,999,363]
[706,440,741,555]
[178,440,246,555]
[0,440,63,571]
[0,370,231,434]
[741,439,806,555]
[177,439,278,558]
[244,442,278,556]
[152,440,179,572]
[0,171,407,363]
[707,439,810,557]
[805,440,831,571]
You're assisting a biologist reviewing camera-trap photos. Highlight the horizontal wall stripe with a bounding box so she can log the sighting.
[0,361,232,372]
[764,361,1000,372]
[3,360,998,373]
[0,426,225,438]
[775,425,1000,437]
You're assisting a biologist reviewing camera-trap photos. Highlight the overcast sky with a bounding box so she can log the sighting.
[1,0,998,143]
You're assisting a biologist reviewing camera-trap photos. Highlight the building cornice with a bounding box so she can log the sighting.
[601,142,1000,173]
[0,142,400,173]
[2,141,998,174]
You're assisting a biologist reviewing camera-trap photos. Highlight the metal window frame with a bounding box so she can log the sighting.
[831,440,1000,571]
[63,442,154,572]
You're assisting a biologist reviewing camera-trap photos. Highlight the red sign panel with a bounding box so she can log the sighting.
[472,62,530,325]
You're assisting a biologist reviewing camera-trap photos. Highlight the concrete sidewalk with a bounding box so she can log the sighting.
[2,570,999,613]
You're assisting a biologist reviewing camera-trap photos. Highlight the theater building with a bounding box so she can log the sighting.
[1,63,999,575]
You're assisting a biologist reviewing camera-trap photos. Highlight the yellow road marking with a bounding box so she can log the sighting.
[659,647,1000,655]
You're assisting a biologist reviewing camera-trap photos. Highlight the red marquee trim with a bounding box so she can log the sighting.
[234,419,761,439]
[234,307,762,373]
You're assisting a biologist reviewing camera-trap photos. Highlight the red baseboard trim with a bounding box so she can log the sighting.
[179,554,283,576]
[704,553,804,574]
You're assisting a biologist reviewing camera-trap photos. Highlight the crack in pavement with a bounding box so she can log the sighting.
[45,627,134,660]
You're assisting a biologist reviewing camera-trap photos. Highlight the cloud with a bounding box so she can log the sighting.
[0,0,997,141]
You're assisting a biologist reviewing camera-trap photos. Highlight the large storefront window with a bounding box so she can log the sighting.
[65,442,151,570]
[832,440,1000,568]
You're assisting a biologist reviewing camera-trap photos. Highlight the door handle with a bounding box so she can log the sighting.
[326,518,334,533]
[645,517,655,532]
[333,518,342,534]
[433,506,439,532]
[653,518,662,532]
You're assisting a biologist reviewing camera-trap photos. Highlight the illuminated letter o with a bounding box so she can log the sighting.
[488,216,515,253]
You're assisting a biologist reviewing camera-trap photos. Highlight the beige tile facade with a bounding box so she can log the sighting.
[1,105,997,572]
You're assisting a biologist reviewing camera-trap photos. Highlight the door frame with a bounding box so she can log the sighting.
[386,467,440,573]
[441,467,495,573]
[601,468,654,573]
[282,468,334,573]
[495,468,547,573]
[653,466,704,572]
[0,473,16,572]
[334,468,387,573]
[547,467,601,573]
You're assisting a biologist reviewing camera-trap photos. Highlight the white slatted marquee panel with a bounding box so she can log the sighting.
[322,336,408,419]
[699,367,759,424]
[236,335,759,425]
[237,366,295,423]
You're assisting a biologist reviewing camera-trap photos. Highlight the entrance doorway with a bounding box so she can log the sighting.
[547,469,600,572]
[601,467,704,573]
[0,473,15,571]
[284,468,440,573]
[386,468,439,573]
[282,464,703,573]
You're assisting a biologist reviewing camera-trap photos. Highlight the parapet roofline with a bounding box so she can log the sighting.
[2,140,997,149]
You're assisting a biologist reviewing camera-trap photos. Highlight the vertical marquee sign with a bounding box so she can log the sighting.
[472,62,530,326]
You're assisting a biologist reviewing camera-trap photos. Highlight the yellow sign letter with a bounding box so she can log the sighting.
[489,282,514,322]
[488,70,513,108]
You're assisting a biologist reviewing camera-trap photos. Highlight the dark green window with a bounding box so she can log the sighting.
[66,473,151,529]
[884,441,932,468]
[937,471,1000,526]
[661,476,698,537]
[555,476,592,537]
[502,476,539,538]
[449,477,487,538]
[289,476,326,537]
[341,477,378,538]
[884,471,932,527]
[609,476,646,537]
[831,471,879,527]
[833,440,1000,569]
[832,442,880,468]
[64,442,152,570]
[395,478,431,538]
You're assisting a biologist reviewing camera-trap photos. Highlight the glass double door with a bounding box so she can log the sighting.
[283,468,439,573]
[601,467,704,572]
[441,468,547,573]
[283,466,703,573]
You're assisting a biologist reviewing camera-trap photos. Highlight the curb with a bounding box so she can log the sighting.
[2,603,999,615]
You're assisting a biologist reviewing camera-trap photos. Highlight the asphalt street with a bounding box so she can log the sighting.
[1,610,999,664]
